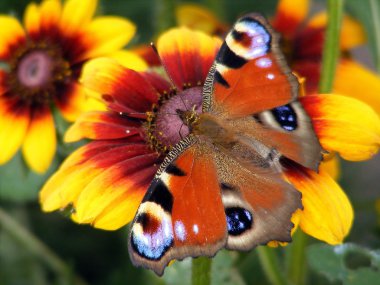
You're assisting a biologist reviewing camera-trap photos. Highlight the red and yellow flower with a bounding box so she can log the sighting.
[271,0,377,109]
[40,27,380,245]
[0,0,145,173]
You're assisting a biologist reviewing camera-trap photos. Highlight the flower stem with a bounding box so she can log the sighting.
[370,0,380,73]
[257,246,288,285]
[319,0,345,93]
[0,207,87,285]
[285,230,308,285]
[192,257,212,285]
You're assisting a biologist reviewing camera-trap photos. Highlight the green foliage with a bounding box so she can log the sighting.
[308,243,380,285]
[0,152,59,202]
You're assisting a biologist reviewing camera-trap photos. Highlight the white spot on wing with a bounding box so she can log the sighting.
[267,73,275,80]
[256,57,272,68]
[174,221,186,241]
[193,224,199,234]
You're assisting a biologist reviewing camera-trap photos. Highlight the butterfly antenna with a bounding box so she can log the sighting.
[150,42,190,111]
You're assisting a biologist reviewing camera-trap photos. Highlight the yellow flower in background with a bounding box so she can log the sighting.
[271,0,380,115]
[0,0,144,173]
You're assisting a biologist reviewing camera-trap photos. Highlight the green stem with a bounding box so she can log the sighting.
[285,230,308,285]
[0,207,87,285]
[192,257,212,285]
[370,0,380,73]
[319,0,345,93]
[257,246,288,285]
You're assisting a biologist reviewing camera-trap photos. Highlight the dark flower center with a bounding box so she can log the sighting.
[146,86,203,153]
[17,50,53,88]
[8,43,72,104]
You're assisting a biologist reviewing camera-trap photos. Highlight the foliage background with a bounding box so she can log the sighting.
[0,0,379,284]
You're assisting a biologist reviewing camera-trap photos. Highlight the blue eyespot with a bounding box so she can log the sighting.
[131,213,173,260]
[271,105,298,131]
[226,207,253,236]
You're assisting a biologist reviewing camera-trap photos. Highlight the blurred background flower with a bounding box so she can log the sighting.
[1,1,380,285]
[0,0,140,174]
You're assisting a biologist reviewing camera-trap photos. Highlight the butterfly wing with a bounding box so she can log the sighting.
[203,13,322,170]
[203,13,299,116]
[128,136,227,276]
[214,149,302,249]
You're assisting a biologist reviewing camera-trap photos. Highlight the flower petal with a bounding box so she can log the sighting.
[81,58,159,114]
[132,44,161,67]
[334,60,380,115]
[39,0,62,33]
[284,164,353,245]
[106,50,148,71]
[79,17,136,61]
[301,94,380,161]
[0,96,30,165]
[157,27,221,90]
[320,154,340,181]
[64,111,142,142]
[0,16,25,60]
[22,106,56,173]
[24,2,40,37]
[74,153,158,229]
[0,70,8,96]
[292,60,320,94]
[40,142,154,213]
[175,4,228,35]
[55,83,87,122]
[272,0,310,39]
[307,12,366,50]
[61,0,96,35]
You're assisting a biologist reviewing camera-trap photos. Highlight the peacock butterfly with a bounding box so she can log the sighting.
[128,13,322,275]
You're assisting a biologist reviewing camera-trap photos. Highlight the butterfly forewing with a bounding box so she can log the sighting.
[129,137,227,276]
[204,13,322,170]
[203,13,299,117]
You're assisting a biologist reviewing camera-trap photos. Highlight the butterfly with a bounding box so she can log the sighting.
[128,13,323,275]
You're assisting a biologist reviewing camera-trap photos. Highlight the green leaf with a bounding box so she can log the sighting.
[0,152,59,202]
[211,251,245,285]
[308,243,380,285]
[346,0,380,71]
[161,250,245,285]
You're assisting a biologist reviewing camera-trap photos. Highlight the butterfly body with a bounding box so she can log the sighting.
[129,13,323,275]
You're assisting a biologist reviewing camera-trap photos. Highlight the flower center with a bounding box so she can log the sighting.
[8,43,72,104]
[17,50,53,88]
[146,86,203,153]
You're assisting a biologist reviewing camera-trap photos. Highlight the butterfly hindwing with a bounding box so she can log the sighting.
[129,136,227,276]
[214,150,302,249]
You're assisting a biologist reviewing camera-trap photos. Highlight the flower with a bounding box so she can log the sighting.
[0,0,143,173]
[40,27,380,245]
[271,0,380,115]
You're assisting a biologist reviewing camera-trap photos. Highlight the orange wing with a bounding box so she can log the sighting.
[128,137,227,276]
[213,149,302,250]
[203,13,298,117]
